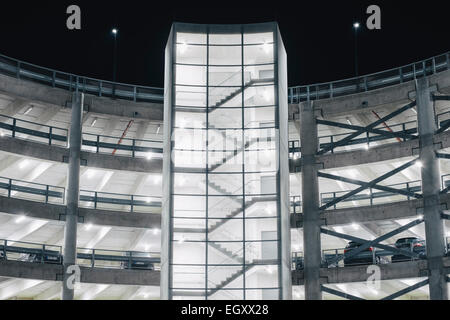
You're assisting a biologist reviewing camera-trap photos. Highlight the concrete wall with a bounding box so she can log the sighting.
[0,260,160,286]
[0,196,161,229]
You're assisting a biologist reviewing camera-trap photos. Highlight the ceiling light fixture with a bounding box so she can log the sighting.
[15,215,26,224]
[24,106,33,115]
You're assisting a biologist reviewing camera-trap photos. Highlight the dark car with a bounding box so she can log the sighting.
[391,237,426,263]
[343,241,378,266]
[294,257,304,270]
[121,252,155,270]
[24,252,63,264]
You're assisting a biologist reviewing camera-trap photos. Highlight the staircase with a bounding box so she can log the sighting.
[208,180,242,205]
[209,137,261,172]
[208,242,244,264]
[208,264,254,297]
[208,196,277,233]
[209,78,274,113]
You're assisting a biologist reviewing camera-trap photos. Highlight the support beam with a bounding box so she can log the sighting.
[381,279,429,300]
[321,285,364,300]
[62,92,83,300]
[317,101,416,155]
[300,101,322,300]
[416,77,448,300]
[318,158,420,210]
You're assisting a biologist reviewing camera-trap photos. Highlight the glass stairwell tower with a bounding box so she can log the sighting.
[161,22,291,300]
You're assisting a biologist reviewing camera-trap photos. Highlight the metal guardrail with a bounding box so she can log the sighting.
[0,239,160,270]
[0,52,448,104]
[292,240,431,270]
[320,180,423,210]
[0,54,164,103]
[0,114,164,158]
[0,176,301,214]
[289,52,450,103]
[0,176,162,213]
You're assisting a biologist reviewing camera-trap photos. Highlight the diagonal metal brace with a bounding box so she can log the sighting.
[441,212,450,220]
[321,285,365,300]
[318,158,420,210]
[436,153,450,160]
[321,218,424,266]
[318,172,422,205]
[381,279,429,300]
[440,186,450,195]
[317,119,417,141]
[433,95,450,101]
[317,101,416,155]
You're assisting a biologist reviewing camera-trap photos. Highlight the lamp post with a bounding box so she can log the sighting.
[112,28,118,98]
[353,22,360,77]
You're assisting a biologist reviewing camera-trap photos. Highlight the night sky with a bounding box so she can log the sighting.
[0,1,448,88]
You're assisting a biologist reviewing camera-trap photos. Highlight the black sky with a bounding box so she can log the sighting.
[0,1,448,88]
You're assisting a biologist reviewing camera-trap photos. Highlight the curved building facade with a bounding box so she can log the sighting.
[0,28,448,299]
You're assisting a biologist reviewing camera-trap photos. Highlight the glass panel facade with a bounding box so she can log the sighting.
[162,22,291,300]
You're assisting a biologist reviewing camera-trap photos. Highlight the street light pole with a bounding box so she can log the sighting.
[353,22,360,77]
[112,28,118,98]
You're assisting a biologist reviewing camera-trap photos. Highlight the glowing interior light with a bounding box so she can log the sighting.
[353,22,360,29]
[156,125,161,134]
[180,42,188,54]
[352,223,360,230]
[153,228,160,235]
[144,244,151,251]
[145,197,151,203]
[178,119,187,129]
[19,160,30,169]
[24,106,33,115]
[364,144,370,150]
[177,177,186,186]
[178,237,185,244]
[263,89,271,102]
[86,170,95,179]
[146,153,154,160]
[153,175,162,185]
[15,215,26,224]
[85,223,93,231]
[415,161,423,168]
[263,41,271,54]
[112,29,118,35]
[91,118,97,127]
[266,266,274,274]
[0,130,4,137]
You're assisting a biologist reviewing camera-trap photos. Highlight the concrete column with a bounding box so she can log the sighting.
[62,92,83,300]
[300,101,322,300]
[416,77,448,300]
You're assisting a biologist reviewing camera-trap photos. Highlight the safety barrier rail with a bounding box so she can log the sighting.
[320,180,422,210]
[289,52,450,103]
[0,176,162,213]
[0,114,164,158]
[0,54,164,103]
[1,52,448,104]
[0,239,160,270]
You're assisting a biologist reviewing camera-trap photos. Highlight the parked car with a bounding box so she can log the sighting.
[121,252,155,270]
[391,237,426,263]
[23,252,62,264]
[294,257,304,270]
[343,241,378,266]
